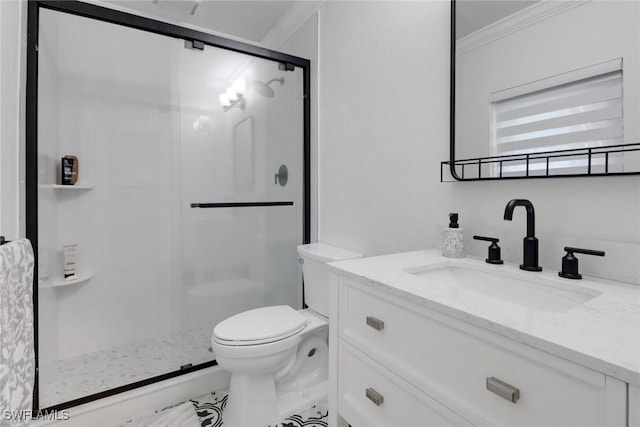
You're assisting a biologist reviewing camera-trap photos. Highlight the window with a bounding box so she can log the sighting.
[490,59,623,176]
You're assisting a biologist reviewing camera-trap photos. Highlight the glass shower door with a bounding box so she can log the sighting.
[33,3,307,409]
[175,45,305,367]
[36,8,181,408]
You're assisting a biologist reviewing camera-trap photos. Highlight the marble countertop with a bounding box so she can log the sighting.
[328,249,640,387]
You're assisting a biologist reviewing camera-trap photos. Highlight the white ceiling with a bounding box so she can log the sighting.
[103,0,298,43]
[103,1,540,44]
[456,0,539,39]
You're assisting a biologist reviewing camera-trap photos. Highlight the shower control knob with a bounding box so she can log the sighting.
[275,164,288,186]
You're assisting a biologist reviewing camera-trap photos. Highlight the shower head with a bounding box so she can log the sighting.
[251,77,284,98]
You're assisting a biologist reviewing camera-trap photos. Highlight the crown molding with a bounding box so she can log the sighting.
[260,1,325,50]
[456,0,591,56]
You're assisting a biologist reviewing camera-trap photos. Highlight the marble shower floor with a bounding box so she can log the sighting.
[39,327,214,408]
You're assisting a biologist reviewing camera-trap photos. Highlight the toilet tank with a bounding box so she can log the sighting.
[297,243,363,318]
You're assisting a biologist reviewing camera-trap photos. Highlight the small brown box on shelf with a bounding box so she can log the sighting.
[61,155,78,185]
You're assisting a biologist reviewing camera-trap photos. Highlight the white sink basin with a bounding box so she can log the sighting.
[406,264,601,312]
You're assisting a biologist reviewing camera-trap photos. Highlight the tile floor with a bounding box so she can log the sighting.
[122,390,328,427]
[39,327,214,408]
[190,391,328,427]
[39,327,329,427]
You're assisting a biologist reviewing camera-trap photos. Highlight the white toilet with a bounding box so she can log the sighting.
[211,243,363,427]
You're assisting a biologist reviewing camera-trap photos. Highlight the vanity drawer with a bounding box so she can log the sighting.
[338,340,473,427]
[339,278,619,426]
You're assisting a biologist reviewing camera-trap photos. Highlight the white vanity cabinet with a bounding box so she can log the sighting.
[330,274,628,427]
[630,385,640,427]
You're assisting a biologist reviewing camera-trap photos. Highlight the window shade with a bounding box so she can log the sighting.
[490,59,623,175]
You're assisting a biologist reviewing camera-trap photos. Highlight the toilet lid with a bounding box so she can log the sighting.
[213,305,308,345]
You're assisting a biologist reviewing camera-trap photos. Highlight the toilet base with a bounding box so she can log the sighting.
[223,375,328,427]
[276,380,328,422]
[223,373,279,427]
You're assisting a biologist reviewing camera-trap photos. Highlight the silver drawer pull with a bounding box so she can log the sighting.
[486,377,520,403]
[366,316,384,331]
[365,387,384,406]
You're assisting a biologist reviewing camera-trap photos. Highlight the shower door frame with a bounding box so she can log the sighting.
[25,0,311,413]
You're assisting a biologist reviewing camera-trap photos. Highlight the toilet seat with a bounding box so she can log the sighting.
[213,305,308,346]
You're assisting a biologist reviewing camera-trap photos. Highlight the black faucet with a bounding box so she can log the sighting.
[503,199,542,272]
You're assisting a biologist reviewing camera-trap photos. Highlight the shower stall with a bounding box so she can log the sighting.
[26,1,309,411]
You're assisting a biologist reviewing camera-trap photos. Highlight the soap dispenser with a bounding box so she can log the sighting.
[443,213,465,258]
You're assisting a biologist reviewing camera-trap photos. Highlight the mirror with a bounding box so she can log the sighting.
[451,0,640,180]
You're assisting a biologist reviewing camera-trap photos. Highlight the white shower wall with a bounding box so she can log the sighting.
[37,9,177,363]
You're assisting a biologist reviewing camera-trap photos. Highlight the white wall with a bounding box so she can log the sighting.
[273,11,320,243]
[0,0,25,239]
[316,1,640,284]
[1,2,3,230]
[317,0,451,256]
[36,10,177,364]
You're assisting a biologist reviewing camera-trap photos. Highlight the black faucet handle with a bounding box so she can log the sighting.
[473,235,498,243]
[564,247,605,257]
[559,247,605,280]
[473,235,503,265]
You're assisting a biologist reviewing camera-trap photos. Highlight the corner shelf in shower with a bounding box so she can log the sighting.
[40,184,95,190]
[40,270,94,288]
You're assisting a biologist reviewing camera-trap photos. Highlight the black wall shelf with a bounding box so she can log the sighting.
[441,143,640,182]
